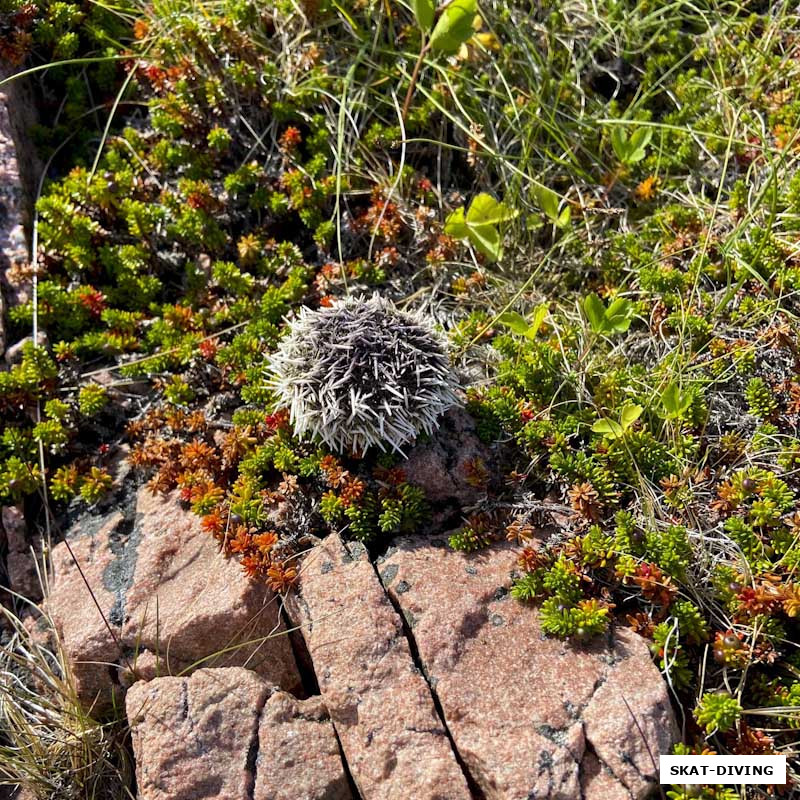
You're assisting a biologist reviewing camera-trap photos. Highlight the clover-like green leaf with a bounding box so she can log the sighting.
[527,303,548,338]
[443,206,468,238]
[445,193,516,262]
[592,417,624,438]
[465,192,517,226]
[626,127,653,163]
[610,126,652,165]
[532,184,560,222]
[604,297,634,332]
[620,403,643,429]
[465,220,501,260]
[592,403,642,439]
[610,127,628,163]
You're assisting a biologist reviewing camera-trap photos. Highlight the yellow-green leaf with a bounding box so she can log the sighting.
[412,0,435,31]
[429,0,477,54]
[444,207,468,238]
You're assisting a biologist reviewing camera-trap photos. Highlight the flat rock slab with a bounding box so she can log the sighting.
[127,668,269,800]
[127,667,350,800]
[285,533,472,800]
[47,487,301,710]
[379,536,677,800]
[256,691,352,800]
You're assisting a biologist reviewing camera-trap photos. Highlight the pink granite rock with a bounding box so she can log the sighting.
[403,407,493,509]
[285,534,472,800]
[48,512,123,708]
[0,70,38,316]
[254,691,352,800]
[2,503,42,600]
[47,487,301,710]
[127,668,351,800]
[378,535,676,800]
[126,667,269,800]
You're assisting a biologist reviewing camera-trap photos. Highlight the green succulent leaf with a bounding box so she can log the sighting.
[661,382,692,419]
[429,0,477,54]
[497,311,530,336]
[412,0,436,30]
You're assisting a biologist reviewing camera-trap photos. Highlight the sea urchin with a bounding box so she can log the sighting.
[267,295,460,454]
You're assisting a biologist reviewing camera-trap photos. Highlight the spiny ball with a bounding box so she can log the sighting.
[268,295,460,454]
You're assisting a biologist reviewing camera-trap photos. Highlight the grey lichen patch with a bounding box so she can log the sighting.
[537,750,555,771]
[102,510,143,628]
[395,580,410,594]
[380,564,399,584]
[536,724,569,747]
[401,607,417,630]
[345,541,366,561]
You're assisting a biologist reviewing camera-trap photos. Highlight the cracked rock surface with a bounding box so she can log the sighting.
[127,668,351,800]
[285,533,473,800]
[127,668,270,800]
[254,690,353,800]
[47,487,301,710]
[378,535,677,800]
[47,488,675,799]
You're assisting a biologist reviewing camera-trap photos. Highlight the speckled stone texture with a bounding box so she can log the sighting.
[402,407,495,518]
[0,65,39,315]
[1,503,41,600]
[254,691,352,800]
[47,487,301,710]
[126,667,270,800]
[378,535,677,800]
[127,668,351,800]
[0,87,21,355]
[285,533,472,800]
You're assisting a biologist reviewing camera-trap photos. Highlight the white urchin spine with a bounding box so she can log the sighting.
[267,295,460,454]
